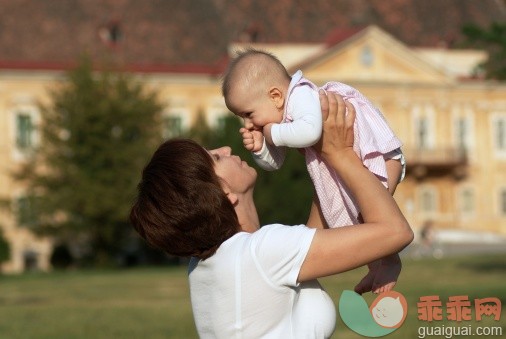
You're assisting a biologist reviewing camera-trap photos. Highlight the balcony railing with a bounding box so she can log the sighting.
[404,147,467,166]
[403,147,468,179]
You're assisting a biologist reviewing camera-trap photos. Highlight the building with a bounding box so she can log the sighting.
[1,0,505,272]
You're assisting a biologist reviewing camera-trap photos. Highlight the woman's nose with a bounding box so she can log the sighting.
[217,146,232,156]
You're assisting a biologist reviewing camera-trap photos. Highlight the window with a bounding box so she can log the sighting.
[452,106,474,151]
[421,191,435,212]
[412,105,435,150]
[459,188,475,215]
[419,187,437,214]
[206,100,229,129]
[501,189,506,216]
[99,21,122,46]
[456,118,467,150]
[491,114,506,156]
[16,113,33,150]
[360,45,374,67]
[163,116,183,139]
[16,196,37,228]
[497,119,506,150]
[11,105,40,160]
[417,117,429,149]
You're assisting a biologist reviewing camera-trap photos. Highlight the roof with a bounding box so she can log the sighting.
[0,0,504,72]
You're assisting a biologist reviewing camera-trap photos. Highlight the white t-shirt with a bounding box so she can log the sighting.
[188,224,336,339]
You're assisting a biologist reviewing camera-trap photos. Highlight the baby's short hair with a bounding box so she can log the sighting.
[221,48,291,98]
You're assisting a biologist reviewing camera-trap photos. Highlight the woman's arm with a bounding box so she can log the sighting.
[298,92,413,282]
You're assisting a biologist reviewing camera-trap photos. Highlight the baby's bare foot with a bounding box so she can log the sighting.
[371,255,401,294]
[354,260,381,295]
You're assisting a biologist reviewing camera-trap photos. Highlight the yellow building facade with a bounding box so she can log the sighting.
[1,26,505,273]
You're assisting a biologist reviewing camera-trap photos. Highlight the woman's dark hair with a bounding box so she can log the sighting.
[129,139,240,260]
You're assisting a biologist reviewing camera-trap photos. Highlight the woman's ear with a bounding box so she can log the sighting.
[268,87,285,109]
[226,192,238,206]
[220,180,239,206]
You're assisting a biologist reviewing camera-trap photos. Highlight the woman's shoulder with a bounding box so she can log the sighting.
[213,224,314,257]
[249,224,317,286]
[256,223,309,235]
[250,224,315,248]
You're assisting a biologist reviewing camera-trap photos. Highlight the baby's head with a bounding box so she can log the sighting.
[222,49,291,130]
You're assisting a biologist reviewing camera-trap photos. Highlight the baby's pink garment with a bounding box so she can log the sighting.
[287,78,402,227]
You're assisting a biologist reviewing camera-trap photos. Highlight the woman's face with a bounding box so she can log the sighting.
[209,146,257,194]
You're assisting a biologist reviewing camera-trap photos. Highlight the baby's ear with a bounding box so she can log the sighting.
[268,87,285,109]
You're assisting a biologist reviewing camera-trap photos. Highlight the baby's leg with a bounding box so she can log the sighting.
[355,156,403,294]
[385,158,403,195]
[306,191,329,229]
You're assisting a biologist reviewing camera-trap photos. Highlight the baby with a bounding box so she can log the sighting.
[222,49,405,294]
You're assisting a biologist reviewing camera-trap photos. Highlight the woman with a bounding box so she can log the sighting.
[129,92,413,338]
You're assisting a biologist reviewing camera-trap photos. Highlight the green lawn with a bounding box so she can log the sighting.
[0,255,504,339]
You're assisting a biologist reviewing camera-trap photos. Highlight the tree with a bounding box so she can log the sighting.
[186,110,215,146]
[17,58,163,266]
[253,149,313,226]
[0,228,10,268]
[462,22,506,80]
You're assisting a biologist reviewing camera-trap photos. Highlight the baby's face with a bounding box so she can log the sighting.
[226,85,282,131]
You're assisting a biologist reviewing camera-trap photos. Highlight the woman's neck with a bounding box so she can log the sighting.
[235,193,260,233]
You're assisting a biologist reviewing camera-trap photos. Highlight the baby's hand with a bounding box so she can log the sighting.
[240,127,264,152]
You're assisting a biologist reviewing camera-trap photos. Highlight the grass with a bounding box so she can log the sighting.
[0,269,197,339]
[323,254,505,339]
[0,254,504,339]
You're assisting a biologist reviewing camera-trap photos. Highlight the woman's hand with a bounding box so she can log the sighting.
[313,90,356,161]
